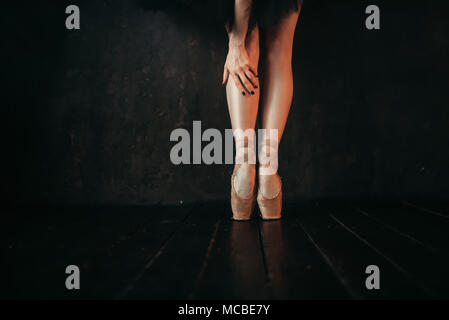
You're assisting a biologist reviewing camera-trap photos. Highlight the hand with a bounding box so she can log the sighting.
[222,42,258,96]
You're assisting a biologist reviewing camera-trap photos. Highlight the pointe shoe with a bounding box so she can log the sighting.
[257,174,283,220]
[231,164,256,221]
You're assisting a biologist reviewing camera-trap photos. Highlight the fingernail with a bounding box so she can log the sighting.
[242,92,245,96]
[256,75,259,77]
[255,85,258,88]
[251,91,255,95]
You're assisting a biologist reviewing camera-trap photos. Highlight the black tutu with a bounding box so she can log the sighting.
[228,0,303,30]
[138,0,302,32]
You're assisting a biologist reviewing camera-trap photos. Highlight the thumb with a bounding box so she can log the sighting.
[222,69,229,85]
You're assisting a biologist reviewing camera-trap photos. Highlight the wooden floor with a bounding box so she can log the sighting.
[1,200,449,299]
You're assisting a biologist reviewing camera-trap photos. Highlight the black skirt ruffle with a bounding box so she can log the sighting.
[228,0,302,31]
[138,0,302,32]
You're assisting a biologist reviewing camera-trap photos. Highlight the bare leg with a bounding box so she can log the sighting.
[259,7,301,198]
[226,26,260,197]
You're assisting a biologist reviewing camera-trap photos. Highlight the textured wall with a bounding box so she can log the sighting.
[3,0,449,205]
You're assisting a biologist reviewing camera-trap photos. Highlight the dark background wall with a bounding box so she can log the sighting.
[2,0,449,206]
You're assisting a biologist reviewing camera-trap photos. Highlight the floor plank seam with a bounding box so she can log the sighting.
[189,219,221,299]
[329,213,438,299]
[257,219,274,299]
[352,206,437,253]
[402,201,449,220]
[296,218,359,300]
[115,203,198,299]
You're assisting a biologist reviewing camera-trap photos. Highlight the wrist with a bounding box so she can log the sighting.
[228,33,245,48]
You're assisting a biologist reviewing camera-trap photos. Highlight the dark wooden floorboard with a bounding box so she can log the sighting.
[83,205,194,299]
[405,200,449,215]
[403,201,449,219]
[194,215,271,299]
[259,204,350,299]
[329,205,449,298]
[2,200,449,299]
[357,203,449,254]
[297,203,428,299]
[2,207,124,299]
[123,203,224,299]
[350,206,437,253]
[1,205,192,299]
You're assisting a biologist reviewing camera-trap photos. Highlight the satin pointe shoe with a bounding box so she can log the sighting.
[257,173,282,220]
[231,164,256,221]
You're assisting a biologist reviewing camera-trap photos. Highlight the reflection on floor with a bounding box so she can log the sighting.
[2,200,449,299]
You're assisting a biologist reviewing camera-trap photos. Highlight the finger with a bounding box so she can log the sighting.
[248,64,259,78]
[231,73,247,96]
[243,67,258,89]
[222,68,229,85]
[238,70,255,94]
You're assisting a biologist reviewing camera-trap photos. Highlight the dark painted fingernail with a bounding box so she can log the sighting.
[255,85,258,88]
[256,75,259,77]
[251,91,255,95]
[242,92,245,96]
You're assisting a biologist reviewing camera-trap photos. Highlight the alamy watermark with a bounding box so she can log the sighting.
[169,121,279,175]
[65,265,80,290]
